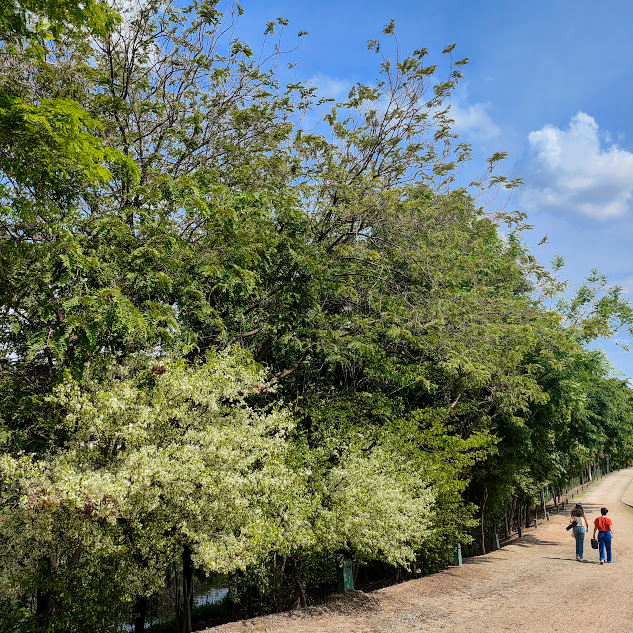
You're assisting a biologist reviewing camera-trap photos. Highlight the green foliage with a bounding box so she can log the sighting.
[1,1,633,628]
[1,0,118,43]
[0,351,292,629]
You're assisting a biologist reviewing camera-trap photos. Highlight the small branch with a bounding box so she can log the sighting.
[273,348,312,384]
[226,326,264,347]
[66,541,84,573]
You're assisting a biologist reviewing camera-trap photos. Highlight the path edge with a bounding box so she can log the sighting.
[618,467,633,508]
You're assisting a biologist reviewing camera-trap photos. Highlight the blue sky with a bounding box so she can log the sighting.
[236,0,633,378]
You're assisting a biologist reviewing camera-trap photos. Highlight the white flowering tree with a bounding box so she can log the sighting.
[1,348,448,630]
[0,349,297,632]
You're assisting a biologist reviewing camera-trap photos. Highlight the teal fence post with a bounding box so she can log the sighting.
[533,518,538,529]
[492,533,500,550]
[518,526,523,538]
[337,559,354,593]
[453,544,462,566]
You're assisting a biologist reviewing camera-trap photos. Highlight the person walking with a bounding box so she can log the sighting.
[569,503,589,561]
[593,507,614,564]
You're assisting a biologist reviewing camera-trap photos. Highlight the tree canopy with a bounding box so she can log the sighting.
[1,2,632,632]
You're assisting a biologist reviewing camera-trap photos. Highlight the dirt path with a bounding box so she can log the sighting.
[205,468,633,633]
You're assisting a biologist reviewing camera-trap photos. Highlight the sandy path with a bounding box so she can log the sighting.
[205,467,633,633]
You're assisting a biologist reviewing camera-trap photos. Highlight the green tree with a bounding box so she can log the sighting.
[2,1,633,628]
[1,350,295,631]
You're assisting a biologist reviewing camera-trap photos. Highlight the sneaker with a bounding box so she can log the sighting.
[600,560,605,565]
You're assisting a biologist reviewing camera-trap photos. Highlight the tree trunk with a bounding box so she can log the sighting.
[133,595,148,633]
[290,557,307,609]
[36,585,53,618]
[36,555,57,620]
[272,555,287,612]
[180,545,194,633]
[479,487,488,555]
[174,563,181,633]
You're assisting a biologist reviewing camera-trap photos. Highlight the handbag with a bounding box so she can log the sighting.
[591,537,599,549]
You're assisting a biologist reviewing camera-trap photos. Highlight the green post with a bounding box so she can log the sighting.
[518,526,523,538]
[492,533,500,550]
[453,544,462,566]
[533,518,538,529]
[337,559,354,593]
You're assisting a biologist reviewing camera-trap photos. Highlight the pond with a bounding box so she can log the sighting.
[121,574,228,631]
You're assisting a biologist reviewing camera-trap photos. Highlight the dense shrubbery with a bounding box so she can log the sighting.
[2,1,633,631]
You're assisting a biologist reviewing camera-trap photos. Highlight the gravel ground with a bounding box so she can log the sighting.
[204,467,633,633]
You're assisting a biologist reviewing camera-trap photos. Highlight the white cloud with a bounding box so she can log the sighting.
[522,112,633,220]
[303,77,503,146]
[618,275,633,297]
[307,74,351,100]
[448,100,501,141]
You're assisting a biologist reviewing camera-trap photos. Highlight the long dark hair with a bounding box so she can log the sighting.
[572,503,584,517]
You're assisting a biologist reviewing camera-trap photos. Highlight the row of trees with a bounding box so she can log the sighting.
[2,1,633,631]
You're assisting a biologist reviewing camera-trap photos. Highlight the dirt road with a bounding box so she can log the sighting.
[205,468,633,633]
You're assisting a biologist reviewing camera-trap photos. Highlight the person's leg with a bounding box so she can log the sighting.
[578,528,585,558]
[574,527,584,558]
[605,532,612,562]
[598,532,607,562]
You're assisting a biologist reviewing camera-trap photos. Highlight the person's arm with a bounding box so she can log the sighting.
[583,513,589,529]
[593,520,597,539]
[610,519,614,536]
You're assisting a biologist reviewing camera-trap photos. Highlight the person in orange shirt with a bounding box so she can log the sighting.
[593,507,614,564]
